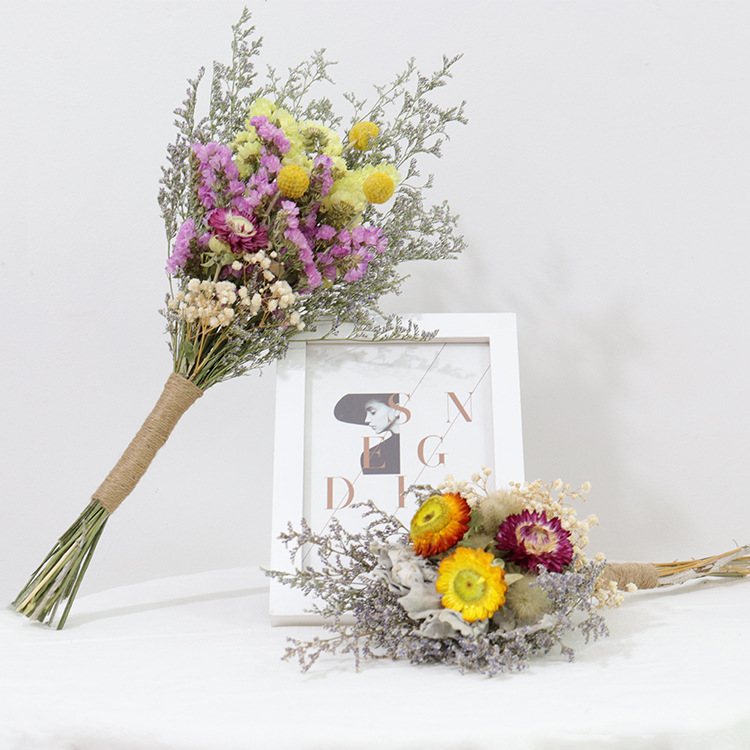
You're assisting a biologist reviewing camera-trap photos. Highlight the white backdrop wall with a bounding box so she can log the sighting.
[1,0,749,602]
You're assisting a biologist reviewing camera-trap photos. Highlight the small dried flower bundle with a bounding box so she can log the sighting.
[13,10,466,628]
[269,470,750,676]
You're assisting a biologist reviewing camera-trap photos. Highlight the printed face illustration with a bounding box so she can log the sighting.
[364,399,398,434]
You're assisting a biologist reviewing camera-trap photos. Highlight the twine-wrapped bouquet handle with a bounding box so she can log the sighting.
[603,562,660,589]
[603,546,750,590]
[13,373,204,627]
[93,374,203,514]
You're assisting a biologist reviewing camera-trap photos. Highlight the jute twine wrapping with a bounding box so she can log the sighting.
[92,374,203,514]
[602,562,660,590]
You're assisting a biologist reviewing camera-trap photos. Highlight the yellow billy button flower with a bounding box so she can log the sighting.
[277,164,309,199]
[410,493,471,558]
[362,172,395,204]
[436,547,508,622]
[349,120,379,150]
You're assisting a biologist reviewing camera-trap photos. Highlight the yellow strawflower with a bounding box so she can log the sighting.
[349,121,379,150]
[436,547,507,622]
[277,164,309,199]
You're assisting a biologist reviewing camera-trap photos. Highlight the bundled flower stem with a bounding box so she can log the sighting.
[13,374,203,628]
[13,9,466,628]
[13,502,109,628]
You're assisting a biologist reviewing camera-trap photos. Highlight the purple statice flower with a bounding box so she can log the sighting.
[342,259,370,282]
[248,164,278,199]
[166,219,197,274]
[197,184,215,210]
[283,227,315,272]
[299,205,320,235]
[285,226,308,251]
[260,153,282,174]
[192,141,245,210]
[277,201,321,291]
[352,226,387,255]
[279,200,300,229]
[330,230,352,259]
[296,204,324,253]
[231,191,261,214]
[207,207,268,255]
[303,261,322,290]
[316,252,338,282]
[249,116,290,154]
[313,224,339,281]
[310,154,334,198]
[193,141,235,172]
[324,226,388,283]
[316,224,337,242]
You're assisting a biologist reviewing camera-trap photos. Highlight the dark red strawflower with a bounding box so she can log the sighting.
[495,509,574,573]
[207,207,268,254]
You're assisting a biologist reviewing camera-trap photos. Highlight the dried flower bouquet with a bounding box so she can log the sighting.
[13,10,466,628]
[269,470,750,676]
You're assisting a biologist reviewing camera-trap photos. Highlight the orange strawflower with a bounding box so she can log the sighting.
[409,493,471,557]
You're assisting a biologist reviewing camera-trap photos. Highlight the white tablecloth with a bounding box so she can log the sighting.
[1,567,748,750]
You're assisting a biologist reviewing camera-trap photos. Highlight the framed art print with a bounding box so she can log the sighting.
[269,313,524,622]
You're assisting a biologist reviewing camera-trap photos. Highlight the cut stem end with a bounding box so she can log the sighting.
[12,501,110,628]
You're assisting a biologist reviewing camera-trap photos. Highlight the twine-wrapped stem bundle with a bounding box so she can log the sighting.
[13,374,203,628]
[92,374,203,514]
[602,562,660,590]
[602,545,750,591]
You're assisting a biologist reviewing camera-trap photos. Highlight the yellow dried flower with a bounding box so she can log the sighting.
[299,120,344,157]
[349,120,379,150]
[323,173,366,216]
[277,164,309,199]
[247,97,275,120]
[362,172,395,204]
[436,547,507,622]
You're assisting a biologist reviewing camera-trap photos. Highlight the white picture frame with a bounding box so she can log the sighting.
[269,313,524,623]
